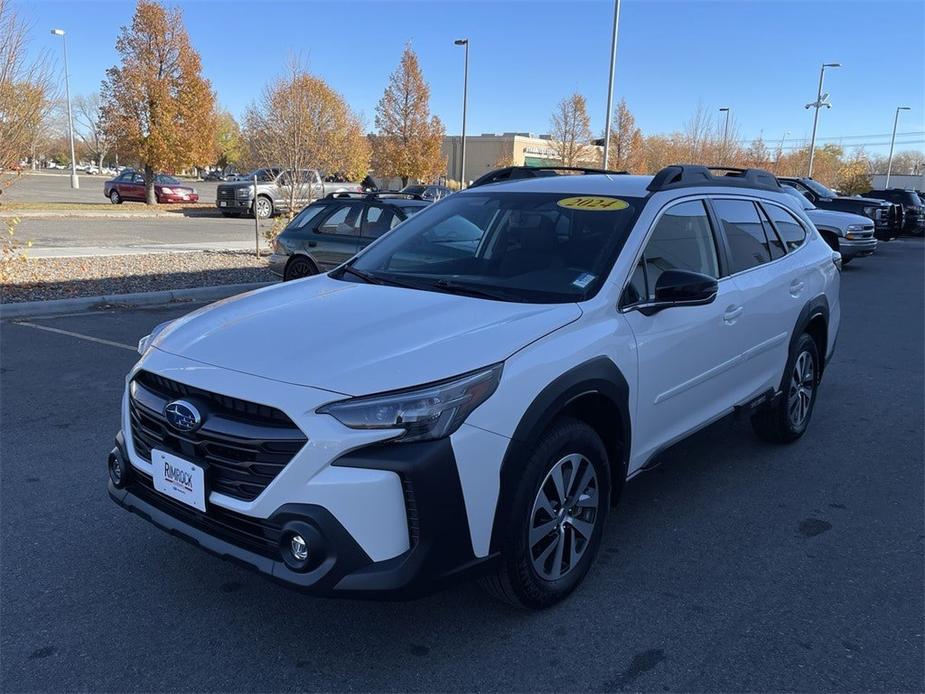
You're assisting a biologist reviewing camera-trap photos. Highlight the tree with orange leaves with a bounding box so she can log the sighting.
[101,0,215,204]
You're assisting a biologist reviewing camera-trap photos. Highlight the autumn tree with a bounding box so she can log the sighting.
[244,58,369,215]
[213,108,243,171]
[0,0,53,176]
[372,44,445,187]
[550,93,595,167]
[606,99,644,172]
[100,0,215,204]
[73,92,111,169]
[836,151,872,195]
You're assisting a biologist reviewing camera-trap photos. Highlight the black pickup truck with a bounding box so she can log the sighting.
[779,176,902,241]
[862,189,925,236]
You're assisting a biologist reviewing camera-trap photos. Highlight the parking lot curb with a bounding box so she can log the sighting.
[0,282,274,319]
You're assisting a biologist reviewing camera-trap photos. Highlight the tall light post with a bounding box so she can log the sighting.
[454,38,469,188]
[719,107,730,163]
[805,62,841,177]
[601,0,621,169]
[885,106,911,188]
[50,29,79,190]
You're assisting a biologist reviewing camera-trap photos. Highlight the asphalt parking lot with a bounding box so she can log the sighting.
[1,239,922,692]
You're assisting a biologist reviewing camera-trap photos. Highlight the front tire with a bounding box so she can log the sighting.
[253,196,273,219]
[480,418,610,609]
[752,333,820,444]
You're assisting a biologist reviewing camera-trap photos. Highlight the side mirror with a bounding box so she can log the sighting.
[639,269,718,315]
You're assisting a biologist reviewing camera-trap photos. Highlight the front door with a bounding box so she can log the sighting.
[621,199,749,470]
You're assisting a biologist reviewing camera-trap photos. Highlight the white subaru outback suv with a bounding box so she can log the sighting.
[108,165,840,608]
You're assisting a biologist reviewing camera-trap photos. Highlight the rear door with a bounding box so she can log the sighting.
[120,172,145,200]
[709,197,795,398]
[621,198,749,466]
[307,202,363,267]
[359,204,397,251]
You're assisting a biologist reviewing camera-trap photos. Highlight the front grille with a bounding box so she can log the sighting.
[129,370,307,501]
[128,468,282,558]
[216,187,238,202]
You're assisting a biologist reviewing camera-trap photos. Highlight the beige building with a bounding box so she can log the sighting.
[443,133,604,185]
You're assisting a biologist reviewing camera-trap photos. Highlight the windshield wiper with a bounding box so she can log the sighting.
[429,279,517,302]
[338,265,424,291]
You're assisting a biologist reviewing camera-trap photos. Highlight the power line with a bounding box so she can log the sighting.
[735,131,925,145]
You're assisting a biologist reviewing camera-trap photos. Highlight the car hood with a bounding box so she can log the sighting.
[151,275,582,395]
[832,195,890,207]
[805,208,872,229]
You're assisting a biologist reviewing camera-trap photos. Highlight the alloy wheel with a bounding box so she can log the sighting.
[255,198,271,219]
[788,351,815,427]
[529,453,599,581]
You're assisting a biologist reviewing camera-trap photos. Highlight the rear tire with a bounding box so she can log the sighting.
[479,417,610,609]
[751,333,820,444]
[109,190,122,204]
[283,256,317,281]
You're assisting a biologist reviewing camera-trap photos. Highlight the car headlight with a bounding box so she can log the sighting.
[317,364,503,442]
[846,224,866,232]
[236,188,252,197]
[160,187,174,195]
[137,320,174,355]
[863,206,876,216]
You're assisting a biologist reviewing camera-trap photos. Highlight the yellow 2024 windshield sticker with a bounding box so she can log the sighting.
[557,196,629,211]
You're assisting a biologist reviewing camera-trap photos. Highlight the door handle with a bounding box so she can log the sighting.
[723,305,744,324]
[789,280,805,296]
[307,241,317,247]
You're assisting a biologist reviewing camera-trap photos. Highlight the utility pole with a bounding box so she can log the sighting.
[885,106,911,188]
[454,39,469,187]
[601,0,621,169]
[805,62,841,177]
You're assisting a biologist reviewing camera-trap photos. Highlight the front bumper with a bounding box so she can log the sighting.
[158,193,199,203]
[839,237,878,258]
[108,432,495,599]
[216,198,252,212]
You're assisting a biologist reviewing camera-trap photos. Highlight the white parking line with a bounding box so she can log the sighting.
[13,321,136,352]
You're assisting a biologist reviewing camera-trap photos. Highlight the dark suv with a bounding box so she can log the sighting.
[862,189,925,235]
[268,192,431,281]
[779,176,901,241]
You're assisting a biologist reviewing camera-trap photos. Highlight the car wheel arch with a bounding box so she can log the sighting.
[488,356,631,554]
[788,297,829,384]
[284,253,318,278]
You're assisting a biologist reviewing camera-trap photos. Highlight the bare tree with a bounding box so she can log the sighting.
[550,93,595,167]
[607,99,644,172]
[73,92,110,169]
[244,57,369,215]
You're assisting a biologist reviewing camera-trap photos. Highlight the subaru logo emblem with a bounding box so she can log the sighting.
[164,400,202,432]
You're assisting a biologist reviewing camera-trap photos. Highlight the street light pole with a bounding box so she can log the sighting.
[454,39,469,188]
[51,28,79,190]
[806,62,841,177]
[719,107,730,163]
[885,106,911,188]
[601,0,621,170]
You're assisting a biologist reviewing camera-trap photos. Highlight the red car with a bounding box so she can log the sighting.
[104,171,199,204]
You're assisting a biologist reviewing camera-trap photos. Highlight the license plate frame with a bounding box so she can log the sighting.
[151,449,207,511]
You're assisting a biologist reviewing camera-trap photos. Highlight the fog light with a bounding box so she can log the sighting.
[290,534,308,561]
[108,451,126,487]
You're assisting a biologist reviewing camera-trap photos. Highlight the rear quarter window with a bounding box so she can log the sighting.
[763,203,807,251]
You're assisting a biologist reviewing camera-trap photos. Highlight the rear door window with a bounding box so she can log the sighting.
[712,199,771,273]
[317,204,363,236]
[763,203,807,251]
[756,204,786,259]
[362,205,397,239]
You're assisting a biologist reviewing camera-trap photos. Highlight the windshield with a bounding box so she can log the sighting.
[155,175,181,185]
[803,179,838,198]
[339,191,643,303]
[242,168,280,182]
[782,185,814,210]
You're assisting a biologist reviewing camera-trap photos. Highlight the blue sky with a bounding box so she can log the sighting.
[19,0,925,155]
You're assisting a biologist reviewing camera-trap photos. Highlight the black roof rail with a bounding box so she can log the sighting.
[324,190,425,201]
[468,165,629,189]
[647,165,781,193]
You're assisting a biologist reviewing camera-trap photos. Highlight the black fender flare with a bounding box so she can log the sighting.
[786,295,830,384]
[489,356,631,553]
